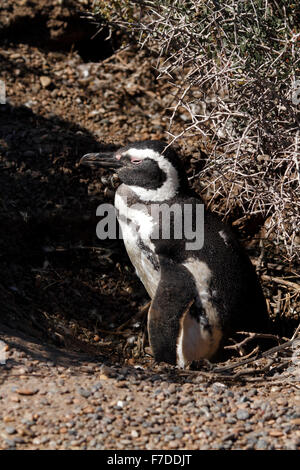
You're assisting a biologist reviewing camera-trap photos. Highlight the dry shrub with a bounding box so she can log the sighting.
[90,0,299,261]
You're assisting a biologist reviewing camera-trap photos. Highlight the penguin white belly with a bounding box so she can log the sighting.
[115,192,160,298]
[176,259,223,367]
[121,222,160,298]
[176,313,221,367]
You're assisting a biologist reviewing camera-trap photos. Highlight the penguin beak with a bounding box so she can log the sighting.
[80,152,123,170]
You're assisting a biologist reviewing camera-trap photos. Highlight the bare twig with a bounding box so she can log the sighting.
[261,275,300,292]
[213,337,298,375]
[224,331,285,352]
[92,0,300,261]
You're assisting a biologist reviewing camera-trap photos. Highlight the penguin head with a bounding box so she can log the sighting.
[80,140,189,201]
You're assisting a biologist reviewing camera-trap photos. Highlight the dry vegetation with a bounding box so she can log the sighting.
[91,0,300,261]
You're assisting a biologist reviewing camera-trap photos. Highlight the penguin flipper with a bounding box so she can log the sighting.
[147,257,196,365]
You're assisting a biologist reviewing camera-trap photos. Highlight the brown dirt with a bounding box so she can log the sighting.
[0,0,299,450]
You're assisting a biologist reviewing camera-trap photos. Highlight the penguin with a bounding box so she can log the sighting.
[80,140,269,367]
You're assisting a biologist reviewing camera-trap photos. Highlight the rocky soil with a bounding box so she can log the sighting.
[0,0,299,450]
[1,325,300,450]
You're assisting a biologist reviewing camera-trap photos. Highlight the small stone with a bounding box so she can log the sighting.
[256,439,268,450]
[5,426,16,435]
[40,76,51,88]
[212,382,227,391]
[10,395,20,403]
[269,430,283,437]
[222,433,235,442]
[13,437,25,444]
[169,440,179,449]
[291,418,300,425]
[100,365,115,377]
[238,395,249,403]
[3,416,15,423]
[16,388,39,396]
[236,409,250,420]
[91,382,102,392]
[4,438,16,448]
[77,388,90,398]
[82,406,94,414]
[246,437,258,447]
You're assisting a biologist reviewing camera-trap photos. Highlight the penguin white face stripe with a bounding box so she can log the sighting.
[121,148,179,202]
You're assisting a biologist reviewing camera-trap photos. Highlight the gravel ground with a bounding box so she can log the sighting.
[1,327,300,450]
[0,0,299,451]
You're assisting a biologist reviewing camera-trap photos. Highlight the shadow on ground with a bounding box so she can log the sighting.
[0,103,146,364]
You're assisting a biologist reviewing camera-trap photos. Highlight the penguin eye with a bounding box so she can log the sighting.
[131,159,142,165]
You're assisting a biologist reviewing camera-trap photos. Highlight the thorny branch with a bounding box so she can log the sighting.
[92,0,300,260]
[186,323,300,382]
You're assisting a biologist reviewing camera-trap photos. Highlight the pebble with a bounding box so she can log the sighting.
[40,76,52,88]
[256,438,269,450]
[4,438,17,448]
[5,426,17,435]
[212,382,227,392]
[3,416,15,423]
[236,409,250,420]
[269,430,284,437]
[16,388,39,396]
[291,418,300,425]
[77,388,91,398]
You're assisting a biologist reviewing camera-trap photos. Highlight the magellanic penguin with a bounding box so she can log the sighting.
[80,140,269,367]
